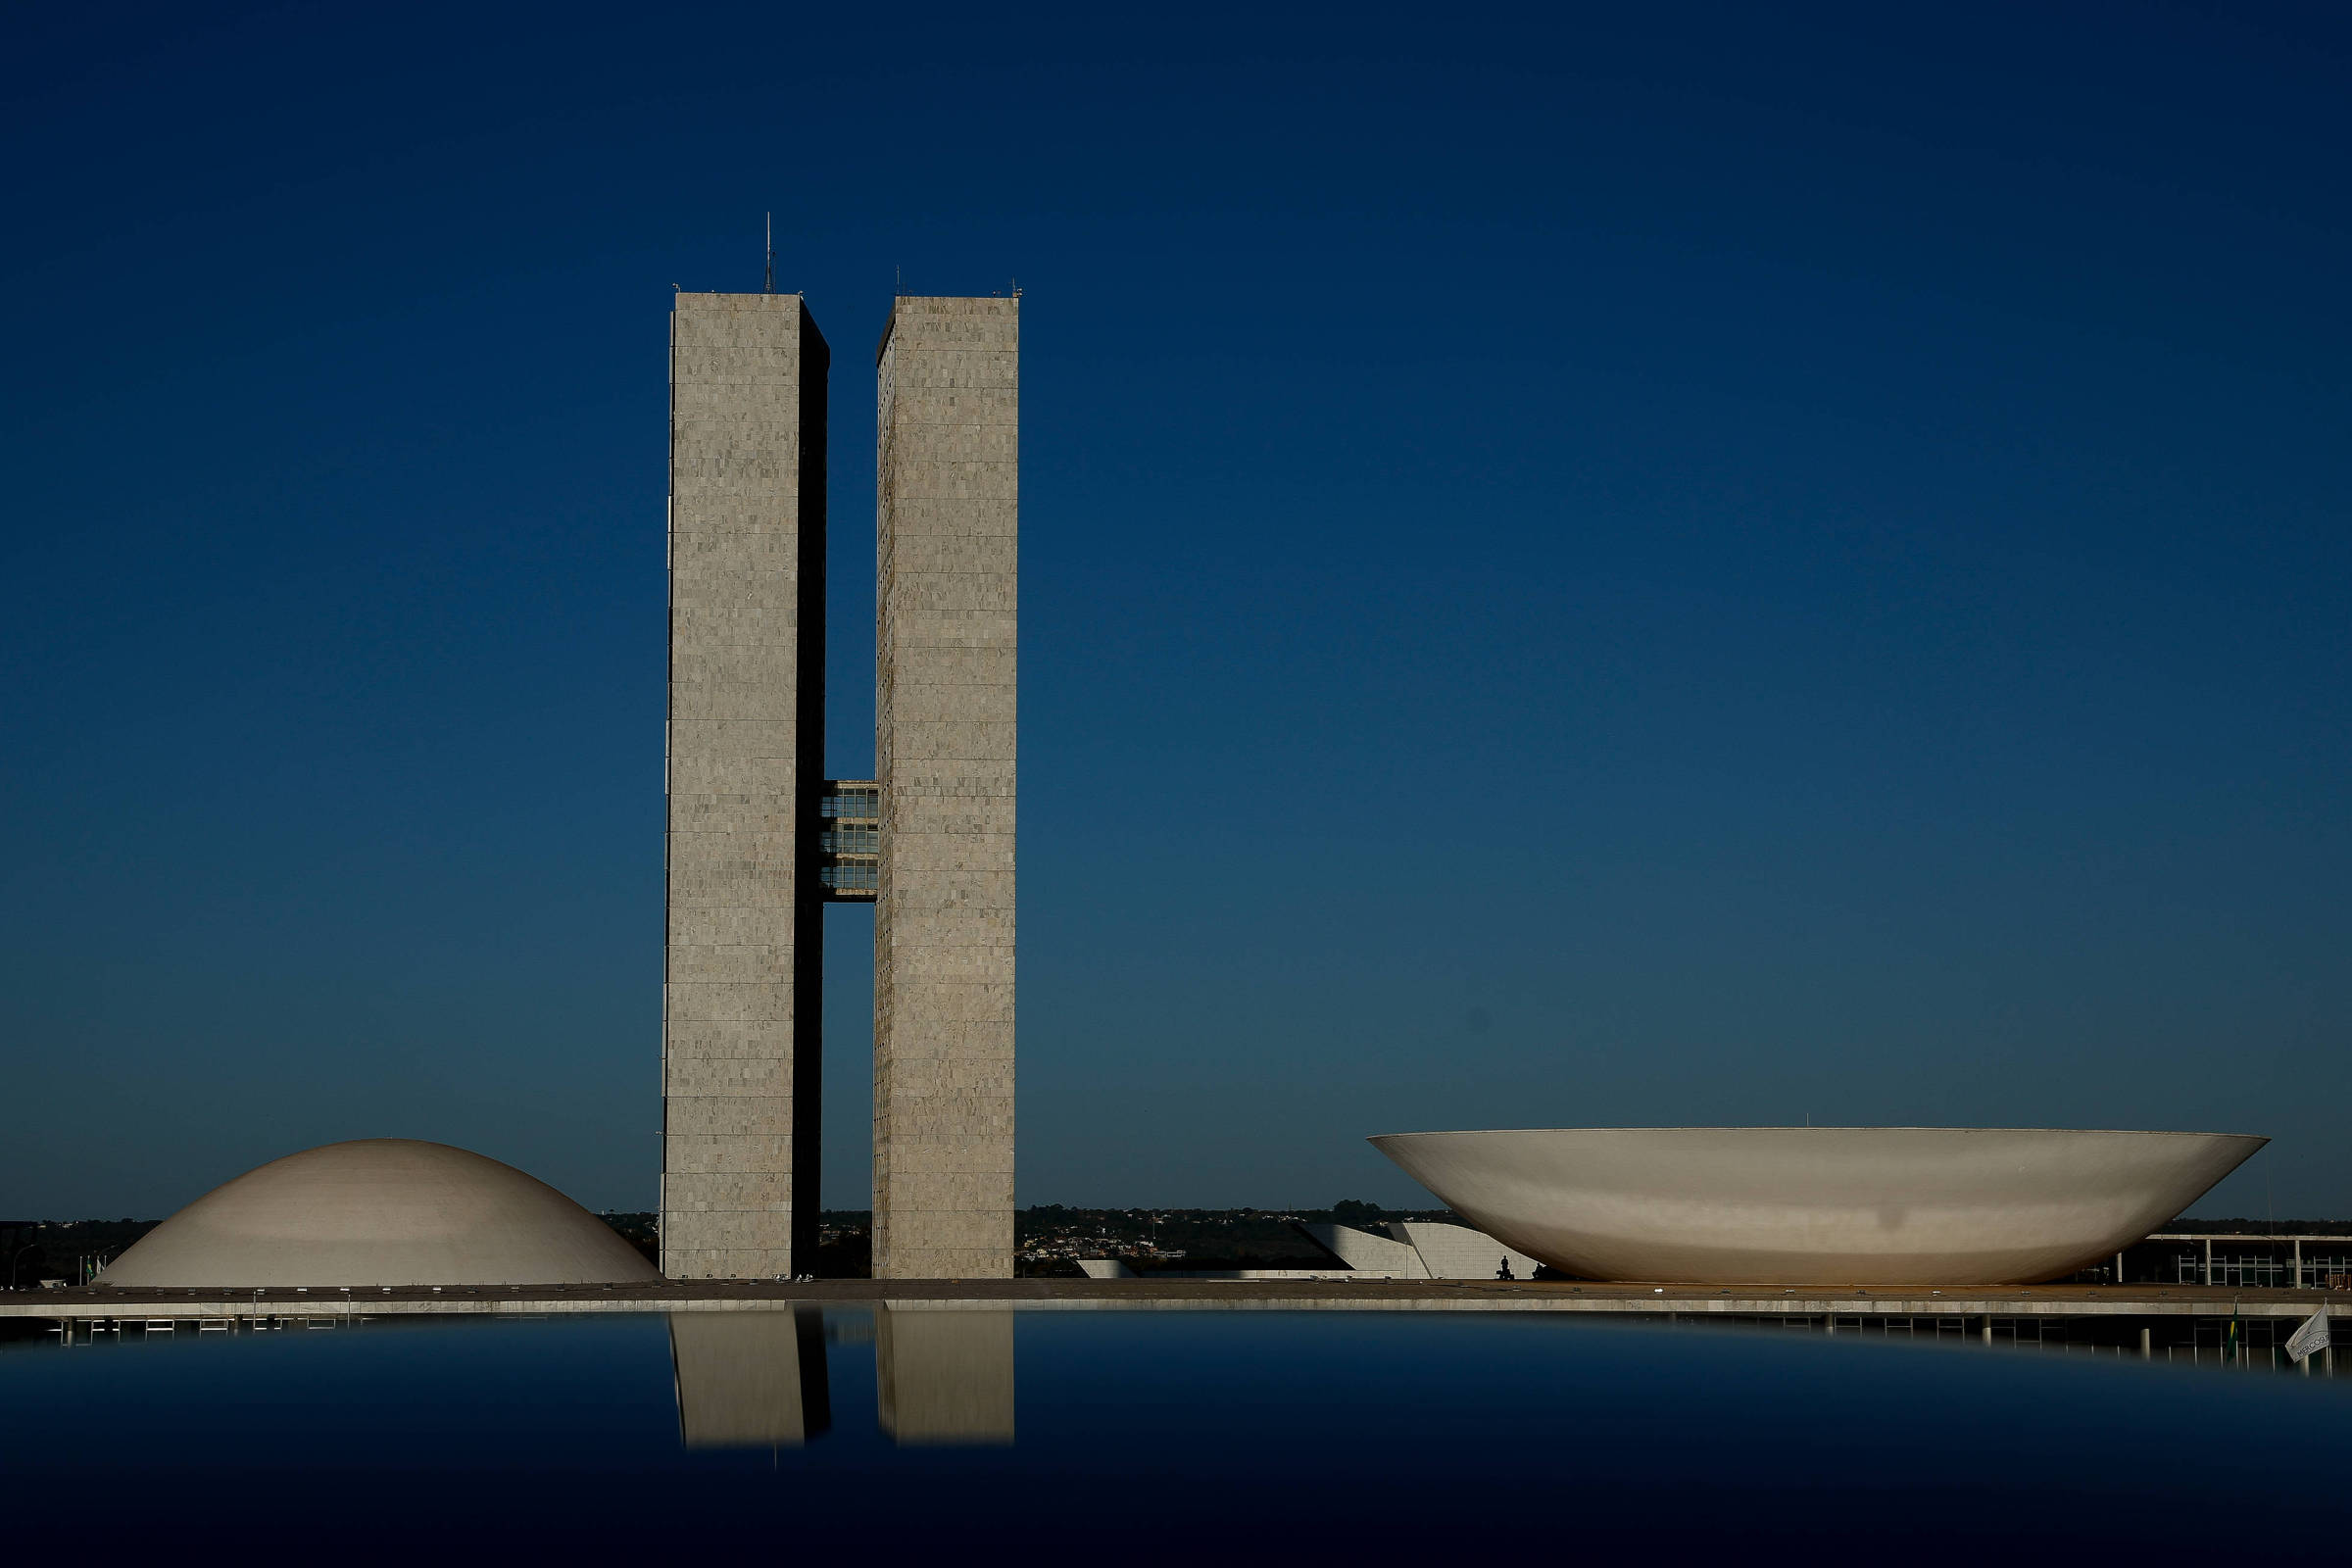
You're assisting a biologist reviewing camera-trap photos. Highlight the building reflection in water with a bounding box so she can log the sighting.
[667,1306,831,1448]
[666,1305,1014,1447]
[876,1306,1015,1446]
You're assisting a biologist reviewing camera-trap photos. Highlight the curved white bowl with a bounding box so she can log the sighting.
[1370,1127,2266,1286]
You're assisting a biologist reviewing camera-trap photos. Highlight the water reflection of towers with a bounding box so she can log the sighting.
[668,1307,830,1446]
[667,1307,1014,1447]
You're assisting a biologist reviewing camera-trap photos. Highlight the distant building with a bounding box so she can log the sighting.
[2132,1232,2352,1288]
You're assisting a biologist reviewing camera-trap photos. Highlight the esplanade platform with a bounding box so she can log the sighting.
[4,1277,2339,1327]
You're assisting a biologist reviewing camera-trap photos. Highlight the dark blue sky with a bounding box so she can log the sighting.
[5,2,2346,1219]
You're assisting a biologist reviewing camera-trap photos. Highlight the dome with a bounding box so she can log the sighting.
[97,1139,662,1288]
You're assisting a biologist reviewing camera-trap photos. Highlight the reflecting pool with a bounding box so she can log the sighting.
[5,1309,2348,1559]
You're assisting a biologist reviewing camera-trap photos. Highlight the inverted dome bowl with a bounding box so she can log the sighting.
[1369,1127,2265,1286]
[99,1139,661,1289]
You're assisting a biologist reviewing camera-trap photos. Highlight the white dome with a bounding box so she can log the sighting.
[98,1139,662,1288]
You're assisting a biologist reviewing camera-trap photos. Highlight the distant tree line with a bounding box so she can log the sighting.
[0,1219,160,1289]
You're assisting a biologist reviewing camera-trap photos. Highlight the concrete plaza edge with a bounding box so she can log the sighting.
[6,1280,2336,1321]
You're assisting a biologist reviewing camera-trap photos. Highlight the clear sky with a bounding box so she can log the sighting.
[5,2,2346,1220]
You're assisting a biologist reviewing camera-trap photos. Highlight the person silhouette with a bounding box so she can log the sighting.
[1496,1257,1514,1281]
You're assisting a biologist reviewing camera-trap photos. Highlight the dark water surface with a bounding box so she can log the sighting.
[4,1310,2346,1561]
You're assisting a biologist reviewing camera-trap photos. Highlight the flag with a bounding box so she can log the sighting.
[2285,1307,2331,1364]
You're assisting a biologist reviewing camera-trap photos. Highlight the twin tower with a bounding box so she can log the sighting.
[662,290,1016,1280]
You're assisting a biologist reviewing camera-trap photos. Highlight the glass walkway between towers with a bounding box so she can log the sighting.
[818,781,878,901]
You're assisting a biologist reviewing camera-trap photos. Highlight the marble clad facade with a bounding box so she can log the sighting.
[872,296,1018,1279]
[662,292,829,1280]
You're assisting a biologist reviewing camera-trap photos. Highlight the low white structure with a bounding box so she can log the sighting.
[1371,1127,2266,1287]
[1387,1221,1543,1282]
[1076,1258,1368,1281]
[1075,1221,1539,1282]
[1296,1222,1427,1275]
[98,1139,661,1288]
[1296,1221,1543,1281]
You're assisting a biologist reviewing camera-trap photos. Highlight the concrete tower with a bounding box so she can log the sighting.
[872,295,1018,1278]
[662,291,829,1280]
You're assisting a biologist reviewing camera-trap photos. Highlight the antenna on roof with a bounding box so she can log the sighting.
[763,213,774,294]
